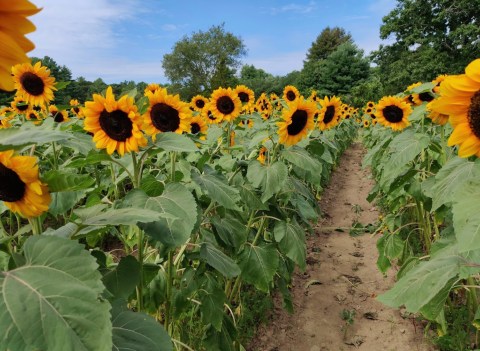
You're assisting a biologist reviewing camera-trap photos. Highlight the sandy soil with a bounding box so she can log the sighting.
[248,142,435,351]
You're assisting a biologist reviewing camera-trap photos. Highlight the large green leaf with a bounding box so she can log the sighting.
[199,287,226,331]
[44,170,95,192]
[0,236,111,351]
[49,190,86,216]
[430,157,480,210]
[238,244,279,292]
[247,160,288,202]
[200,242,241,279]
[103,256,141,301]
[111,302,172,351]
[274,220,306,270]
[154,132,198,152]
[211,215,248,248]
[281,146,323,173]
[127,185,197,247]
[82,207,175,226]
[452,179,480,252]
[192,172,241,210]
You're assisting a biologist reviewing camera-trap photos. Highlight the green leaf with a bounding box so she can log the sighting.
[67,150,114,168]
[200,242,241,278]
[384,233,404,260]
[49,191,86,216]
[44,170,95,192]
[0,236,111,351]
[83,207,175,226]
[430,157,480,210]
[154,132,198,152]
[238,244,279,292]
[247,161,288,202]
[274,220,306,270]
[127,185,197,247]
[111,301,172,351]
[281,146,323,173]
[239,185,268,211]
[211,215,248,248]
[192,172,241,210]
[199,287,225,331]
[103,256,141,301]
[452,179,480,252]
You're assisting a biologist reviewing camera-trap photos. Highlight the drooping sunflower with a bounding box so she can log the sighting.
[432,74,447,94]
[49,105,69,123]
[189,114,208,139]
[0,1,41,91]
[277,97,316,146]
[143,89,191,138]
[208,87,241,123]
[430,59,480,157]
[234,85,255,108]
[0,150,50,218]
[257,146,267,164]
[84,86,147,156]
[12,61,57,106]
[317,96,342,131]
[375,96,412,131]
[190,95,209,112]
[426,101,448,125]
[283,85,300,103]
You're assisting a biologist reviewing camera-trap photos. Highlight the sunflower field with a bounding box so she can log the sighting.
[0,57,360,350]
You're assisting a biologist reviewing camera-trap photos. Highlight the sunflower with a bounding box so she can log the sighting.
[69,98,84,118]
[208,87,241,122]
[255,93,273,119]
[366,101,375,108]
[430,59,480,157]
[84,86,147,156]
[257,146,267,164]
[404,82,422,105]
[234,85,255,107]
[11,95,30,114]
[0,150,50,218]
[202,108,222,124]
[317,96,342,131]
[239,118,254,129]
[0,107,13,128]
[143,89,191,139]
[189,114,208,139]
[144,83,162,95]
[190,95,209,112]
[426,101,448,125]
[277,97,316,146]
[12,61,57,106]
[283,85,300,103]
[412,90,435,105]
[49,105,69,123]
[0,1,41,91]
[25,109,44,124]
[432,74,447,94]
[363,119,370,128]
[309,90,319,103]
[375,96,412,131]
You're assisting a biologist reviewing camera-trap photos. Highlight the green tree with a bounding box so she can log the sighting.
[372,0,480,93]
[305,26,352,63]
[162,24,246,100]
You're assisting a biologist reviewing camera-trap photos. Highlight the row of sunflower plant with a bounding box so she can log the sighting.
[362,58,480,348]
[0,60,358,351]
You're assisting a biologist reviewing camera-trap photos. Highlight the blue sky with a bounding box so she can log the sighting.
[28,0,396,84]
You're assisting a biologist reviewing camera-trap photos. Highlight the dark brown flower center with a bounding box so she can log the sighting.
[207,111,216,120]
[73,107,80,114]
[53,112,65,123]
[238,92,250,103]
[418,92,434,102]
[99,109,133,141]
[20,72,45,96]
[216,96,235,115]
[150,103,180,132]
[323,106,335,124]
[468,91,480,138]
[0,163,26,202]
[383,105,404,123]
[16,102,29,111]
[286,90,296,101]
[195,99,205,109]
[191,123,201,134]
[287,109,308,136]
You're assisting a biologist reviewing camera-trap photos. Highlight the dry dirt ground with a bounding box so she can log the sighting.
[248,142,436,351]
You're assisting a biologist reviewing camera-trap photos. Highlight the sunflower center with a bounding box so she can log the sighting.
[99,109,133,141]
[150,103,180,132]
[20,72,45,96]
[238,92,249,103]
[195,99,205,109]
[0,163,26,202]
[54,112,64,123]
[383,105,404,123]
[323,106,335,124]
[287,110,308,136]
[468,91,480,138]
[191,123,201,134]
[16,102,29,111]
[419,92,434,102]
[73,107,80,114]
[217,96,235,115]
[286,91,296,101]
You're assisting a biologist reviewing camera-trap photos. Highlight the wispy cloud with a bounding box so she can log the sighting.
[269,1,317,15]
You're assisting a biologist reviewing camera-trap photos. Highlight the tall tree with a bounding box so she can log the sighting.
[162,24,246,99]
[372,0,480,93]
[305,27,352,63]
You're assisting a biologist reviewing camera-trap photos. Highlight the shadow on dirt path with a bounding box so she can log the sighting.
[248,142,435,351]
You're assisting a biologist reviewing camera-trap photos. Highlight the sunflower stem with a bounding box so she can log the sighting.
[52,142,59,170]
[135,225,144,312]
[165,250,174,334]
[29,217,43,235]
[170,151,177,182]
[131,152,141,188]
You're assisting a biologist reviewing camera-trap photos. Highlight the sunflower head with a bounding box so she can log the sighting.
[317,96,342,131]
[432,74,447,94]
[69,98,84,118]
[189,114,208,139]
[12,61,57,106]
[255,93,273,119]
[190,95,209,112]
[277,97,316,146]
[283,85,300,103]
[84,86,147,156]
[375,96,412,131]
[49,105,70,123]
[257,146,267,164]
[0,150,50,218]
[234,85,255,107]
[208,87,242,122]
[144,83,162,95]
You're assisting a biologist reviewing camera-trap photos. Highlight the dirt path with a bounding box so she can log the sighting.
[248,142,435,351]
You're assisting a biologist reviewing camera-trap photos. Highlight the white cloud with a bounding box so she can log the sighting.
[269,1,317,15]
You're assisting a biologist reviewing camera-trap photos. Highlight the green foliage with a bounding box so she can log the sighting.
[305,26,353,62]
